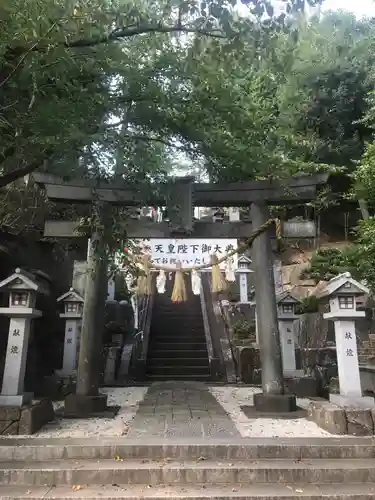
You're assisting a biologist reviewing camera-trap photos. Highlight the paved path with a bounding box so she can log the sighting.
[127,382,240,438]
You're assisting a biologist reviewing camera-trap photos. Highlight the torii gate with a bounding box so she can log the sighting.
[34,173,327,416]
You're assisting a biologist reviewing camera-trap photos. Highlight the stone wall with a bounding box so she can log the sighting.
[236,345,337,390]
[0,400,54,435]
[308,400,375,436]
[358,334,375,365]
[295,311,372,348]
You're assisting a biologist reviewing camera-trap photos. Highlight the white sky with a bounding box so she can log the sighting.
[322,0,375,18]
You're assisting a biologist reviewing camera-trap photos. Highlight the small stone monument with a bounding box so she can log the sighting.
[228,207,240,222]
[276,291,303,377]
[235,255,258,343]
[235,255,253,304]
[0,268,49,406]
[318,272,373,407]
[125,274,138,329]
[56,288,84,376]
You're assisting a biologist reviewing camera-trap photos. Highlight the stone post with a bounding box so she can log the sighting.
[57,288,84,376]
[229,207,240,222]
[125,274,138,329]
[250,203,296,412]
[235,255,253,304]
[0,269,49,406]
[107,279,115,300]
[254,308,259,344]
[319,273,373,407]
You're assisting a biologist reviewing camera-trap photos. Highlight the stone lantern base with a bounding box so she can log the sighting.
[0,392,33,407]
[0,399,54,435]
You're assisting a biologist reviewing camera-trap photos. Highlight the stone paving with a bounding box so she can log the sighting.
[127,382,240,438]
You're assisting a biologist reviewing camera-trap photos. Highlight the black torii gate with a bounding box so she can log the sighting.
[34,173,327,416]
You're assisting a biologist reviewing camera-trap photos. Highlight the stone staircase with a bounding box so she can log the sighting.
[0,438,374,498]
[146,278,210,381]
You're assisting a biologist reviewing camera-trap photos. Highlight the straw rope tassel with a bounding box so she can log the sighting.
[275,218,282,252]
[211,254,228,293]
[136,255,152,296]
[275,218,282,241]
[171,262,188,303]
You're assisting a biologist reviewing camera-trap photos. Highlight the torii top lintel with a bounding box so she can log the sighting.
[33,173,328,207]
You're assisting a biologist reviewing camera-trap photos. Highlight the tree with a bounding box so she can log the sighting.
[0,0,323,190]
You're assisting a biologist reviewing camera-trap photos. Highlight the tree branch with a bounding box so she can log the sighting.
[0,146,16,166]
[124,133,199,154]
[0,152,53,189]
[0,22,58,88]
[65,24,226,48]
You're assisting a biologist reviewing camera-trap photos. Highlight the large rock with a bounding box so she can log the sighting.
[0,407,20,421]
[346,409,374,436]
[308,401,347,435]
[0,399,54,435]
[285,376,319,398]
[235,346,261,384]
[18,399,55,435]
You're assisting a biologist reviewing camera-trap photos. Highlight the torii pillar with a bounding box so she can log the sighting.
[64,205,109,416]
[251,203,297,412]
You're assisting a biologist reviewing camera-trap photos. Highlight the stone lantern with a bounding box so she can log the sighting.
[57,288,84,376]
[317,272,373,407]
[0,268,49,406]
[276,291,302,376]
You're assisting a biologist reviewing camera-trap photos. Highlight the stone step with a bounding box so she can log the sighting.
[150,341,207,348]
[152,326,205,332]
[147,358,209,367]
[150,329,205,335]
[1,483,375,499]
[150,350,208,358]
[150,335,206,349]
[146,366,210,376]
[152,308,202,315]
[146,374,211,381]
[0,458,375,485]
[149,345,207,351]
[0,438,374,461]
[152,315,203,321]
[153,308,202,314]
[151,332,206,339]
[151,324,204,331]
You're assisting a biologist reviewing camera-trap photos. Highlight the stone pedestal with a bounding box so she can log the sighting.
[326,318,374,408]
[0,400,54,435]
[64,393,108,417]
